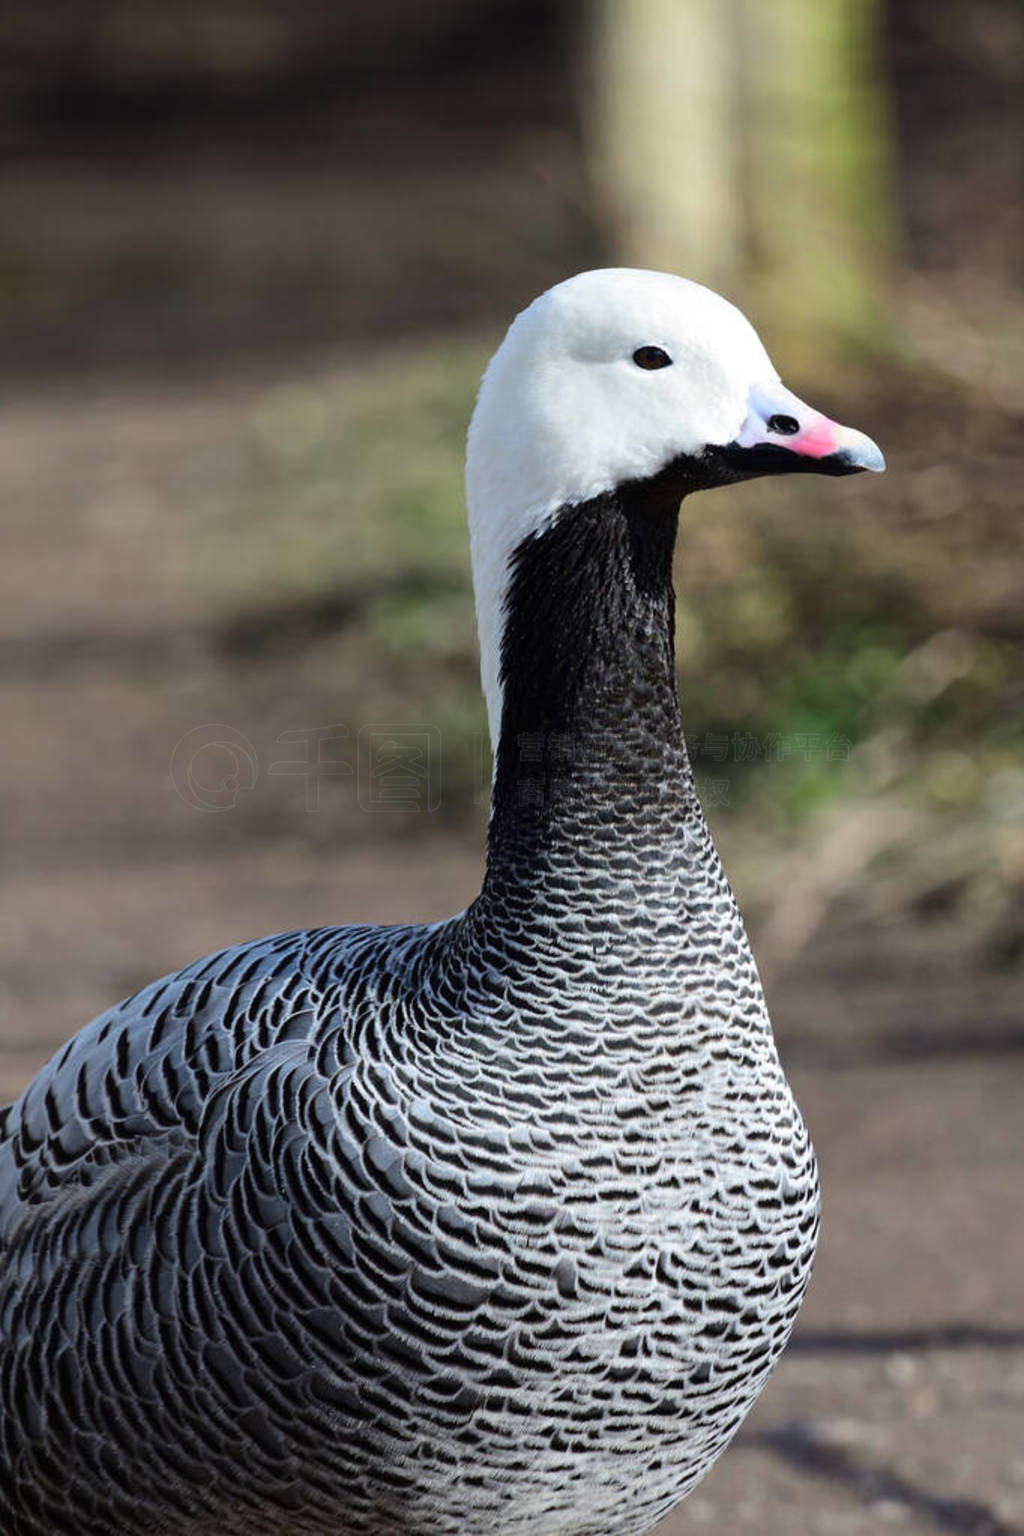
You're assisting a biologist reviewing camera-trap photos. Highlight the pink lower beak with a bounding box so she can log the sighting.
[728,381,885,476]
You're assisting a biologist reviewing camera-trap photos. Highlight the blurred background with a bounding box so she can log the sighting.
[0,1,1021,1530]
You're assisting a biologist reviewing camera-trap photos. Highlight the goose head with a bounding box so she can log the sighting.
[467,267,884,748]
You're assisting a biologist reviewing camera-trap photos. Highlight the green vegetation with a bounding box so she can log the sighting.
[188,339,1022,881]
[121,316,1016,964]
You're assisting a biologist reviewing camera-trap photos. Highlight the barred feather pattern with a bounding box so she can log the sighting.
[0,486,819,1536]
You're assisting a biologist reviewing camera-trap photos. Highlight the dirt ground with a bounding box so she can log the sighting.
[1,368,1022,1536]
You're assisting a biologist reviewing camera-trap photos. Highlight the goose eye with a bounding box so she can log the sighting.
[632,345,672,371]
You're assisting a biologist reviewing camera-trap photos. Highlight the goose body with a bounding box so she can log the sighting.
[0,269,882,1536]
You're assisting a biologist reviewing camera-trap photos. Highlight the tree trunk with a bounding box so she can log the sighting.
[586,0,893,369]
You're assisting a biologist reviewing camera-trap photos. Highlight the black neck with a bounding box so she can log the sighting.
[483,478,699,895]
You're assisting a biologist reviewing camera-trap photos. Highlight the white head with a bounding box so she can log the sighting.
[466,268,883,748]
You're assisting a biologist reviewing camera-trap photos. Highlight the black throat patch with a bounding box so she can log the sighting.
[487,476,694,870]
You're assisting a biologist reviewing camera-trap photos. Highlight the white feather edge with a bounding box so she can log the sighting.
[465,268,779,751]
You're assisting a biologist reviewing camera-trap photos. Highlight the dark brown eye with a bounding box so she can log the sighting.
[632,345,672,371]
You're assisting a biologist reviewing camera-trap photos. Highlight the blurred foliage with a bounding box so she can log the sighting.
[186,341,1023,875]
[234,343,481,602]
[211,337,1022,968]
[1,0,1020,967]
[184,341,494,815]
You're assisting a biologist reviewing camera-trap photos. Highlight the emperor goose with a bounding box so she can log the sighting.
[0,268,884,1536]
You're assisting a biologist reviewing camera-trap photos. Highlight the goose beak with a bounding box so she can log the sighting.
[721,381,885,478]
